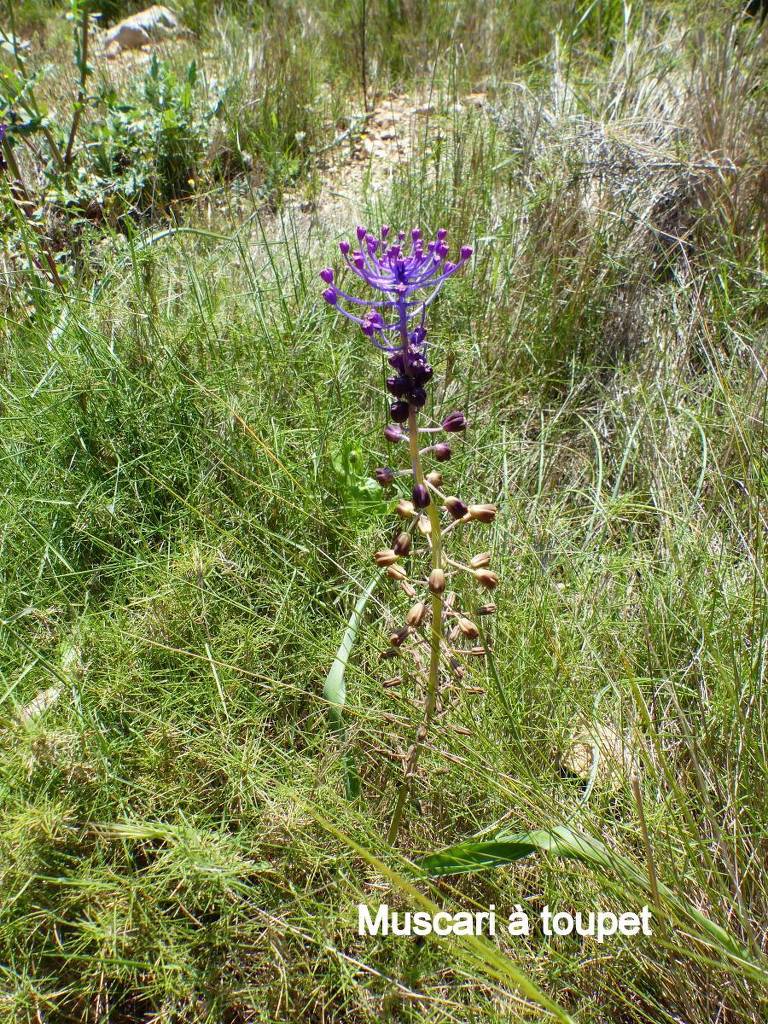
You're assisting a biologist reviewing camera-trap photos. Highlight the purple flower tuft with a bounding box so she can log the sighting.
[323,225,473,354]
[320,267,334,285]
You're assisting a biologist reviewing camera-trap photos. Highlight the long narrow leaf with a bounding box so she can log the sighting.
[421,826,768,984]
[323,574,379,799]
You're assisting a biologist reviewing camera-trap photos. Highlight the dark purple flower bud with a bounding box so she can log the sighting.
[375,466,395,486]
[0,124,6,145]
[356,225,367,241]
[437,227,447,240]
[384,424,406,443]
[381,224,390,239]
[353,251,365,270]
[460,245,473,260]
[390,401,409,423]
[434,443,452,462]
[412,228,421,242]
[339,240,350,255]
[323,288,338,305]
[412,363,433,386]
[444,496,468,519]
[387,376,411,398]
[410,387,427,408]
[388,352,405,372]
[443,410,467,432]
[412,483,430,508]
[320,267,334,284]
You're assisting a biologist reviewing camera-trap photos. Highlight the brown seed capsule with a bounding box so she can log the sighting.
[469,645,488,656]
[383,676,403,688]
[396,499,416,519]
[417,514,432,535]
[425,470,443,487]
[374,548,398,566]
[451,726,473,736]
[458,617,480,638]
[468,503,497,523]
[473,568,499,589]
[477,603,497,615]
[470,551,491,569]
[393,532,412,556]
[400,580,417,599]
[449,625,461,642]
[387,564,408,581]
[389,625,410,647]
[428,568,446,594]
[405,601,427,627]
[444,495,469,520]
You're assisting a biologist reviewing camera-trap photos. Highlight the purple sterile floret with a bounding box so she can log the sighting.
[324,225,472,354]
[320,267,334,285]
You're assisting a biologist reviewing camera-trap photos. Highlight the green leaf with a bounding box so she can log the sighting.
[422,826,768,984]
[421,825,612,877]
[323,575,379,800]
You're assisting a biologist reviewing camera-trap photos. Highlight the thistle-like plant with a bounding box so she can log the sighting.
[322,225,498,842]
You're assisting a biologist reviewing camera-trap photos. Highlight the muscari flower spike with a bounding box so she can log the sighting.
[321,226,498,842]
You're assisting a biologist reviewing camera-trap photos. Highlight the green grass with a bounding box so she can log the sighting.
[1,1,768,1021]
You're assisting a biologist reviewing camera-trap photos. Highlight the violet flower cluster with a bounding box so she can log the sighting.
[322,226,472,505]
[322,225,499,837]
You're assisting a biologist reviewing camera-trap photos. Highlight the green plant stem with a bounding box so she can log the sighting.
[64,4,90,170]
[388,407,443,844]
